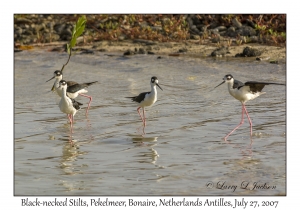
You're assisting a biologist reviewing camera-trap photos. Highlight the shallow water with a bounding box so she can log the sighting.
[14,50,286,196]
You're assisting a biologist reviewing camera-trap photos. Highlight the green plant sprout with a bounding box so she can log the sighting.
[51,15,86,91]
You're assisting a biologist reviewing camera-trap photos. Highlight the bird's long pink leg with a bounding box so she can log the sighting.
[224,104,245,141]
[142,108,146,127]
[137,107,144,125]
[70,114,74,134]
[243,104,252,137]
[67,114,72,123]
[67,114,73,142]
[79,93,92,115]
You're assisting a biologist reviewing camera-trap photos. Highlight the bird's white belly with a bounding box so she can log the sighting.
[59,99,76,115]
[67,89,88,99]
[140,94,157,107]
[229,88,262,103]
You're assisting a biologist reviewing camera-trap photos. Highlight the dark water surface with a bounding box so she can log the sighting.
[14,50,286,195]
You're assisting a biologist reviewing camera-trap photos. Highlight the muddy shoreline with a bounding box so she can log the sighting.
[15,14,286,61]
[26,39,286,63]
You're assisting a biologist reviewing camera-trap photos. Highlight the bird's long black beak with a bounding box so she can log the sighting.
[46,76,55,82]
[156,83,163,91]
[214,80,225,89]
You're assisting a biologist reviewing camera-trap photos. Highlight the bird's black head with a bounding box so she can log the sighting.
[59,80,67,86]
[54,70,62,77]
[150,76,163,91]
[224,74,233,81]
[151,76,158,83]
[214,74,234,89]
[46,70,63,83]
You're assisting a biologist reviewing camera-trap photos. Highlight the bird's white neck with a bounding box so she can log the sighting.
[151,84,158,95]
[61,86,68,99]
[227,80,237,98]
[54,76,63,97]
[54,76,62,88]
[227,80,235,89]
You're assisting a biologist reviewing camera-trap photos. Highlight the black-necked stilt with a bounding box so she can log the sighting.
[126,76,163,128]
[58,80,82,134]
[46,70,97,115]
[215,74,285,141]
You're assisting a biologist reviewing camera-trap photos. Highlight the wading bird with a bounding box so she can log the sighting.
[126,76,163,129]
[47,70,97,115]
[215,74,285,141]
[57,80,83,134]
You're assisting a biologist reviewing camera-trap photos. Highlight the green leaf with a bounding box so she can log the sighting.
[74,16,86,36]
[76,16,86,29]
[74,25,85,38]
[70,37,77,49]
[72,26,76,37]
[68,15,87,50]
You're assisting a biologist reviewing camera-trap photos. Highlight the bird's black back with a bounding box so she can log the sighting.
[233,79,245,89]
[126,92,150,103]
[244,81,285,93]
[67,81,98,93]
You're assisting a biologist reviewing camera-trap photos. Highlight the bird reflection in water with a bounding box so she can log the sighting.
[224,136,253,158]
[131,136,159,164]
[136,125,146,136]
[58,136,93,192]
